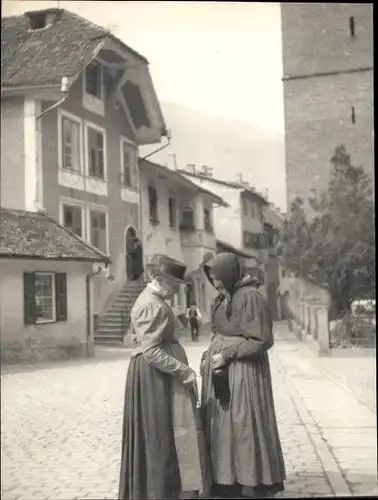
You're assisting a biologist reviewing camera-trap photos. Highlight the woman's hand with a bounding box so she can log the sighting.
[211,353,226,371]
[182,368,199,404]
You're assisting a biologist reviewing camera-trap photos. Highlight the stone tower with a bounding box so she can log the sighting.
[281,3,374,213]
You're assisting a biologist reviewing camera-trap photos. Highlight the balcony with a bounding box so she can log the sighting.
[180,228,215,249]
[180,228,216,272]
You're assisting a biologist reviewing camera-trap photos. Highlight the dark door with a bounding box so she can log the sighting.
[267,282,278,322]
[126,228,143,281]
[186,283,194,308]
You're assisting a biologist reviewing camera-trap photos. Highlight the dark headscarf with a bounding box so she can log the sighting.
[203,252,261,319]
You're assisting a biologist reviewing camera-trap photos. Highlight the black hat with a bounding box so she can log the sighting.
[147,254,187,284]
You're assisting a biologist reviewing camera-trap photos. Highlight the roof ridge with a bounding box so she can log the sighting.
[177,169,269,202]
[139,158,228,206]
[62,9,110,37]
[1,14,22,21]
[61,9,148,64]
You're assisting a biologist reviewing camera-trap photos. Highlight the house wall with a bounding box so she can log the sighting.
[39,71,140,313]
[138,165,217,320]
[0,98,25,209]
[139,165,184,264]
[240,194,266,262]
[191,268,217,324]
[0,259,95,363]
[281,3,374,213]
[211,188,243,248]
[280,267,330,307]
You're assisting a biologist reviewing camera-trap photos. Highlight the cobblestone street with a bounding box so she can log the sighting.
[1,323,376,499]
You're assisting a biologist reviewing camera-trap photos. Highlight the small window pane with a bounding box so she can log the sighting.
[63,205,82,237]
[62,117,80,172]
[85,62,101,98]
[87,127,105,179]
[35,273,54,323]
[90,210,107,253]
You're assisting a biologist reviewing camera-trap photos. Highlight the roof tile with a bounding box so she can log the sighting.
[1,9,147,88]
[0,209,109,262]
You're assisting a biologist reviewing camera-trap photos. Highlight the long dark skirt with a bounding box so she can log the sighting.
[118,354,181,500]
[201,336,286,497]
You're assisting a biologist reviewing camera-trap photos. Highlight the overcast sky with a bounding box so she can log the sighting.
[3,1,285,134]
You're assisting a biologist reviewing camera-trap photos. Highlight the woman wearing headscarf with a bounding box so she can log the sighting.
[200,252,285,499]
[118,254,203,500]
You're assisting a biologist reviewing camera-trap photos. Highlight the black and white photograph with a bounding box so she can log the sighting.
[0,1,375,499]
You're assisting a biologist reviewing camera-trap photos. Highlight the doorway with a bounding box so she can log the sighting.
[125,227,143,281]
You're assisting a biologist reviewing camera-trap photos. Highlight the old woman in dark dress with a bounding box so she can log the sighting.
[201,253,286,498]
[118,255,202,499]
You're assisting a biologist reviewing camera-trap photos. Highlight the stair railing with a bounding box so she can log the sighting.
[121,306,128,340]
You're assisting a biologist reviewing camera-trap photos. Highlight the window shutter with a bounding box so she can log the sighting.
[24,273,36,325]
[55,273,67,322]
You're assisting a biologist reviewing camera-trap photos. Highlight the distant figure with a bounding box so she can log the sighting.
[186,305,202,341]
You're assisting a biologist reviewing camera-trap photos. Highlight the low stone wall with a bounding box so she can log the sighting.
[288,299,331,356]
[283,275,331,356]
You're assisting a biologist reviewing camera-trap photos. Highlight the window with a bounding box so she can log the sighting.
[243,231,266,249]
[257,206,262,222]
[180,206,195,231]
[61,116,81,172]
[204,207,213,232]
[24,273,67,325]
[87,126,105,179]
[148,186,159,224]
[85,61,103,100]
[351,106,356,124]
[63,204,83,237]
[349,16,355,38]
[121,140,136,188]
[242,198,248,215]
[168,197,177,228]
[89,210,107,254]
[250,202,256,218]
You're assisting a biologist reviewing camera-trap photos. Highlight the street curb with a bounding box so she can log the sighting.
[272,348,352,497]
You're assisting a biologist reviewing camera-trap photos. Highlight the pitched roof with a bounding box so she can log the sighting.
[216,239,261,260]
[0,208,110,263]
[139,159,229,207]
[1,8,147,88]
[263,205,285,230]
[176,169,269,205]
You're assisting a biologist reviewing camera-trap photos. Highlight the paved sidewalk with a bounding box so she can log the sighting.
[1,325,376,499]
[271,322,377,497]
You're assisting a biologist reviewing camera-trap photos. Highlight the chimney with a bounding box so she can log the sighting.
[186,164,196,174]
[25,9,61,31]
[200,165,213,177]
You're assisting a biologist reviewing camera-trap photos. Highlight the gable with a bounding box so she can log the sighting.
[2,9,166,145]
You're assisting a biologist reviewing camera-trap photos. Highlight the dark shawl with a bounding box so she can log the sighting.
[202,253,273,405]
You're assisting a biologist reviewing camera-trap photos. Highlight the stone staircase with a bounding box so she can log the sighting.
[94,281,145,344]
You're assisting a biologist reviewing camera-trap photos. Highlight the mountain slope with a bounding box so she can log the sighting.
[140,102,286,210]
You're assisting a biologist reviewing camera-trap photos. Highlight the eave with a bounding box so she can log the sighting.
[1,36,166,145]
[99,37,167,145]
[0,254,111,264]
[139,159,229,207]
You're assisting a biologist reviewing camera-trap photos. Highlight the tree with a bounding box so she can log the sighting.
[281,145,375,319]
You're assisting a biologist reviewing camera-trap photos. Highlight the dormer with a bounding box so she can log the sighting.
[25,9,62,31]
[83,60,105,116]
